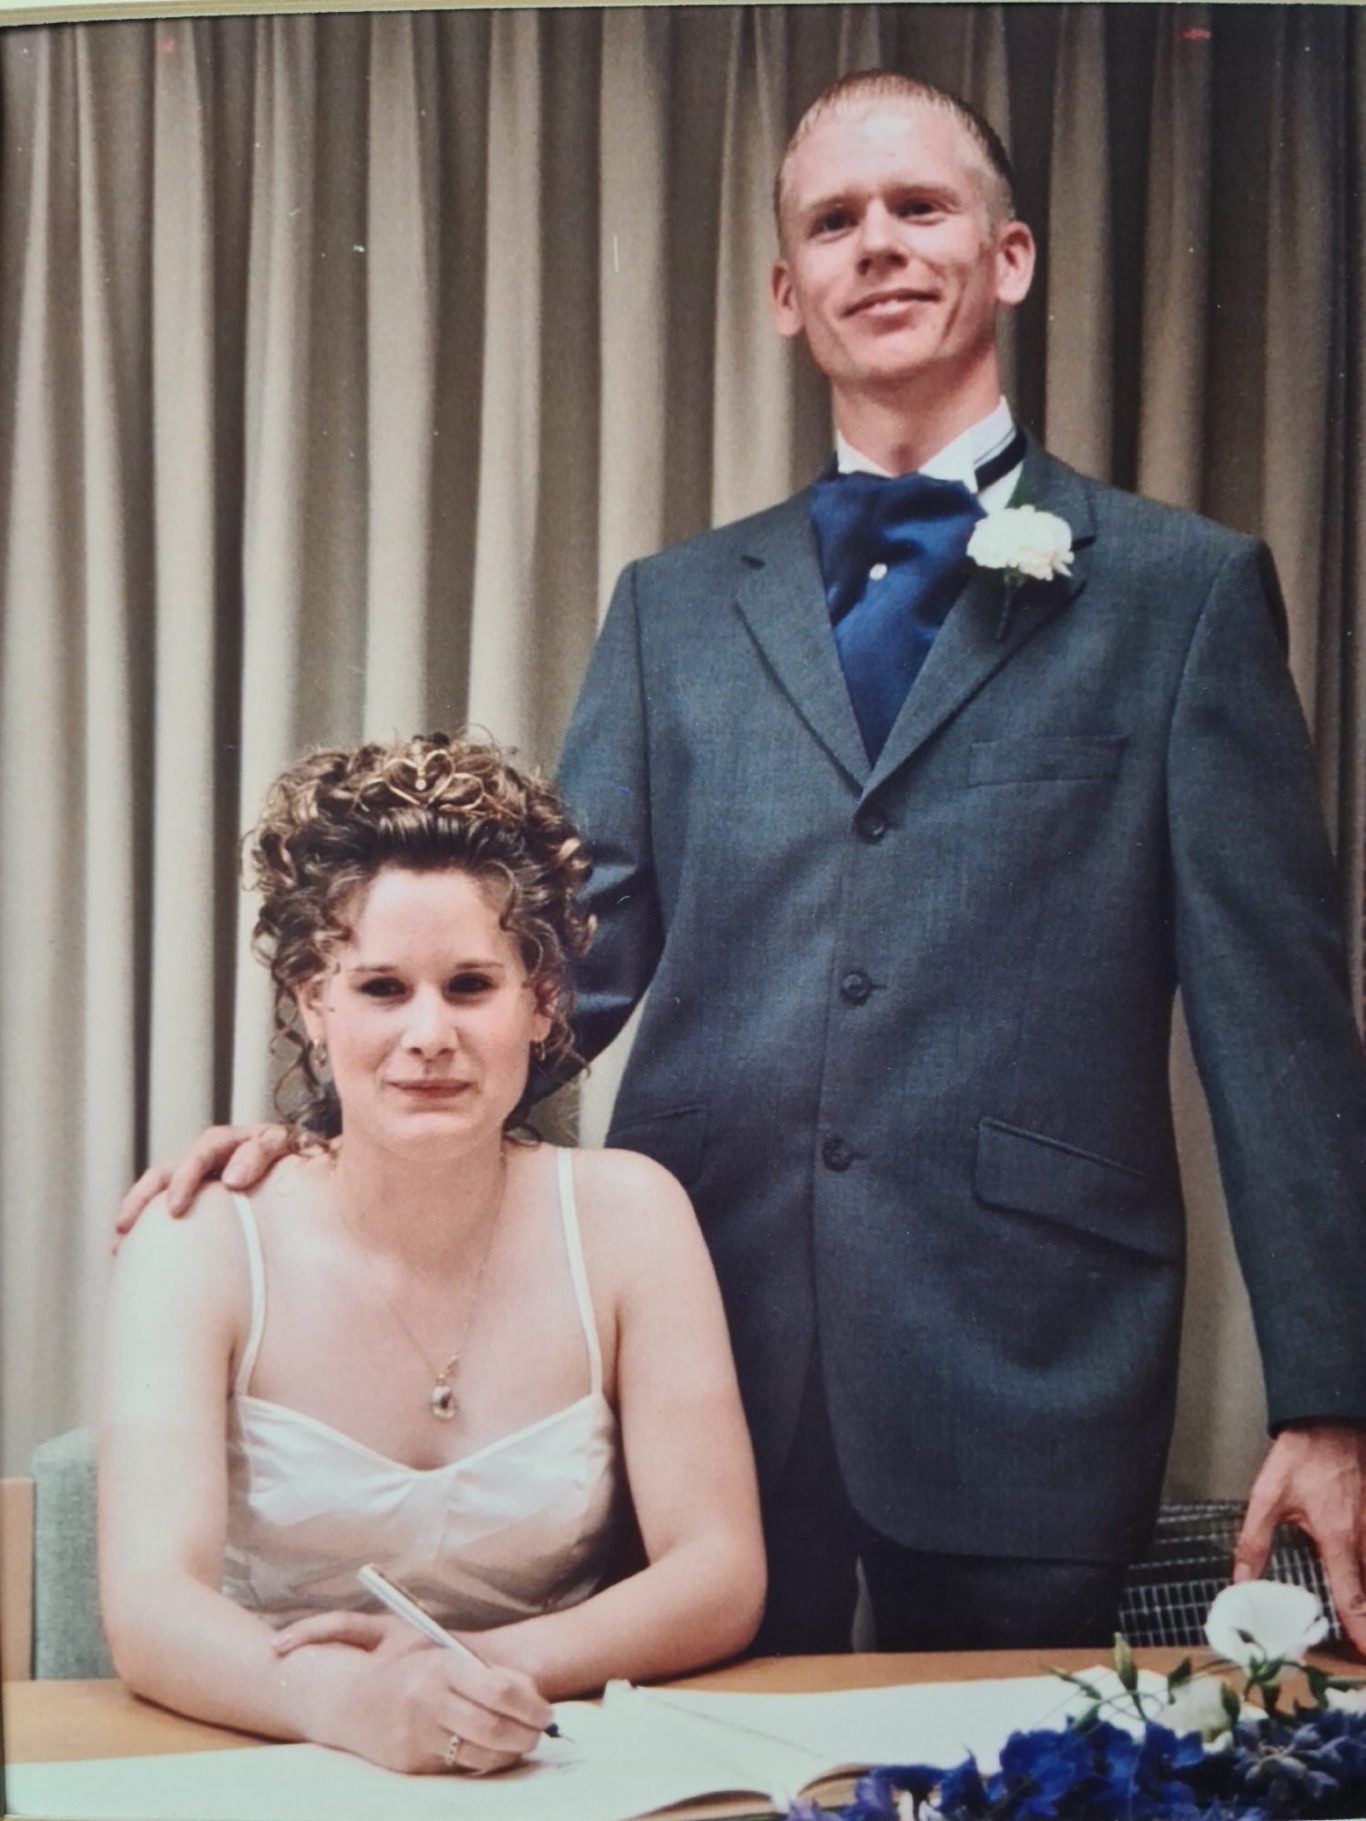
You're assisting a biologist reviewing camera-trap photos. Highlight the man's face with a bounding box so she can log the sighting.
[770,102,1034,407]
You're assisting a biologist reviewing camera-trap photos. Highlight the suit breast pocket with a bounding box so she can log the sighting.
[606,1102,707,1192]
[968,735,1127,786]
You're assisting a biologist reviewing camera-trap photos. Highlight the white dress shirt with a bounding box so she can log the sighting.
[835,396,1022,515]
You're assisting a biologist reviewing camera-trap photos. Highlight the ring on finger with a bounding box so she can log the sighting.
[442,1731,464,1771]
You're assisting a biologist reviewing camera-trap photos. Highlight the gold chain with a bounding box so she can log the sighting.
[337,1150,508,1420]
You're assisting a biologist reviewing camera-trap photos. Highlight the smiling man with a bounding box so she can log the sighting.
[555,72,1366,1653]
[769,86,1030,468]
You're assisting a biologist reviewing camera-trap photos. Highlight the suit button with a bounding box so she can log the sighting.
[840,970,872,1005]
[855,806,888,842]
[822,1135,854,1172]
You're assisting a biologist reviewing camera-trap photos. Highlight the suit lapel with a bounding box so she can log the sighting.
[728,444,1100,795]
[864,440,1099,798]
[731,491,869,788]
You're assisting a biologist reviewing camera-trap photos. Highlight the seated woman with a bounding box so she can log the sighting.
[99,732,764,1777]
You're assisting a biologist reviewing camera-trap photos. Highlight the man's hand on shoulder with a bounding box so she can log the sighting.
[1234,1423,1366,1653]
[114,1123,294,1243]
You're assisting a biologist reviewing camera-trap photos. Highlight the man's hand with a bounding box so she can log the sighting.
[114,1123,293,1240]
[1234,1423,1366,1653]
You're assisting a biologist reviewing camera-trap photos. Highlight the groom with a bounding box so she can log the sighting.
[552,71,1366,1652]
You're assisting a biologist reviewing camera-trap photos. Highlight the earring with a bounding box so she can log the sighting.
[311,1040,328,1071]
[530,1038,547,1062]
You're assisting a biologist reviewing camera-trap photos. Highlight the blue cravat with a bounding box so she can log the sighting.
[809,469,985,762]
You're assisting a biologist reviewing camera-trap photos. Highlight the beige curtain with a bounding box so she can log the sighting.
[2,7,1362,1506]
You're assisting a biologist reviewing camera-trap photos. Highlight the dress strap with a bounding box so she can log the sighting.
[555,1148,603,1396]
[228,1192,268,1396]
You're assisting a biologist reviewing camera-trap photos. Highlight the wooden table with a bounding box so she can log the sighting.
[1,1646,1212,1763]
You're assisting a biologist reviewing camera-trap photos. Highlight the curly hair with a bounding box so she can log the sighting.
[245,731,593,1134]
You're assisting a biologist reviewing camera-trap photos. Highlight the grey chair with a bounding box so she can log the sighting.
[30,1426,113,1678]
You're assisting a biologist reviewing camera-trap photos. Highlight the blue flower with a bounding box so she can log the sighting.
[796,1700,1366,1821]
[938,1756,989,1814]
[842,1764,945,1819]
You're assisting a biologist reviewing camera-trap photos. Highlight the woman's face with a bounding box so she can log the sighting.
[298,865,552,1156]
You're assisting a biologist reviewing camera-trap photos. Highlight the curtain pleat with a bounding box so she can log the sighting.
[2,31,94,1446]
[1,7,1362,1499]
[1350,19,1366,1024]
[148,22,221,1153]
[837,6,884,72]
[597,8,671,599]
[960,6,1016,400]
[364,13,439,733]
[466,12,543,751]
[712,9,798,523]
[1044,6,1113,476]
[231,21,321,1120]
[1136,7,1211,509]
[73,32,144,1407]
[1260,10,1337,717]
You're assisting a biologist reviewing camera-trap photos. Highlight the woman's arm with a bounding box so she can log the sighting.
[453,1150,766,1695]
[98,1191,549,1772]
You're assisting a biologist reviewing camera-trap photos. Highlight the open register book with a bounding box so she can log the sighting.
[5,1670,1161,1821]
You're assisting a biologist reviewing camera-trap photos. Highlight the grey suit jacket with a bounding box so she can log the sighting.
[555,440,1366,1562]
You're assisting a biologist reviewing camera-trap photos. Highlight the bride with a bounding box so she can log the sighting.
[99,733,764,1776]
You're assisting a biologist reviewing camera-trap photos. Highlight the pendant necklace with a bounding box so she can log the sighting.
[339,1151,507,1422]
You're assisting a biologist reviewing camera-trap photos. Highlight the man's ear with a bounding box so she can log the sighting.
[769,258,805,341]
[994,218,1036,308]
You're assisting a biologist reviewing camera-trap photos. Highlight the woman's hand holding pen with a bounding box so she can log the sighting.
[273,1614,551,1775]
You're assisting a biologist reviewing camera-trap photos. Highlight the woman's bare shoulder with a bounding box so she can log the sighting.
[107,1181,251,1344]
[561,1146,710,1300]
[563,1148,727,1351]
[563,1144,696,1221]
[239,1149,330,1229]
[115,1179,245,1259]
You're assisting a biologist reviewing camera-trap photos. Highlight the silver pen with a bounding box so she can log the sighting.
[357,1562,562,1738]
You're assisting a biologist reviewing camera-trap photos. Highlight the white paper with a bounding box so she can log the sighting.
[3,1670,1170,1821]
[628,1665,1173,1778]
[4,1701,725,1821]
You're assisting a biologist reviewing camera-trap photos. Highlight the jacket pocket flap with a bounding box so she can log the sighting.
[974,1117,1177,1261]
[969,735,1127,785]
[607,1102,706,1189]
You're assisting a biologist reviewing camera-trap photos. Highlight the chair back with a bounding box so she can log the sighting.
[29,1427,114,1678]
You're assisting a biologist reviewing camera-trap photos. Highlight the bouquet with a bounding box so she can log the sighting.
[789,1582,1366,1821]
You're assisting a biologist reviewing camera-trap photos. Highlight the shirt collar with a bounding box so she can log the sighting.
[835,396,1016,495]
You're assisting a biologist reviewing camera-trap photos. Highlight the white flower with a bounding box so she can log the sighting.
[1161,1675,1241,1744]
[1058,1664,1170,1728]
[967,505,1074,583]
[1204,1580,1329,1668]
[1326,1685,1366,1712]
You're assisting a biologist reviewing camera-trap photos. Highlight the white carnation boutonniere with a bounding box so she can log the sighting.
[967,504,1074,641]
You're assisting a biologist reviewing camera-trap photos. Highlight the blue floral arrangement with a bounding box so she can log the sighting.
[788,1582,1366,1821]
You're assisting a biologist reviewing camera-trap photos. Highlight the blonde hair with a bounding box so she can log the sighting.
[245,731,592,1132]
[774,71,1016,244]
